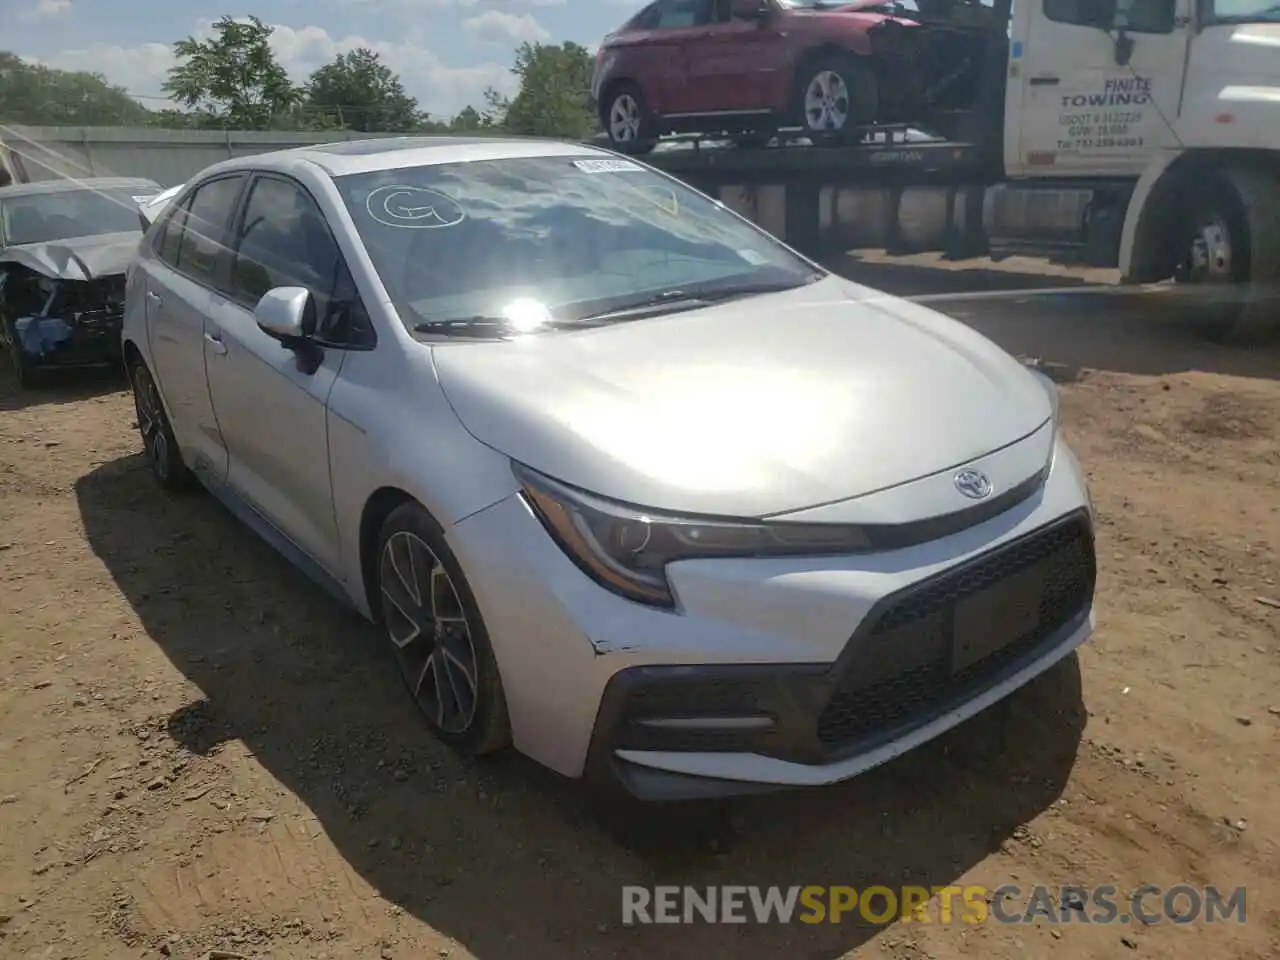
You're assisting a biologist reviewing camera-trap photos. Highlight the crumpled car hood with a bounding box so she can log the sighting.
[0,231,141,281]
[431,275,1052,519]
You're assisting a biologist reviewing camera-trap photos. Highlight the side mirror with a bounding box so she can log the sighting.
[1113,30,1135,65]
[254,286,315,344]
[731,0,771,20]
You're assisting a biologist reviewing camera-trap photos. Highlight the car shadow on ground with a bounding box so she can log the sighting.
[830,253,1280,383]
[0,356,127,412]
[76,453,1087,958]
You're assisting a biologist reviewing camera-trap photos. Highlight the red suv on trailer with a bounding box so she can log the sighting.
[591,0,921,153]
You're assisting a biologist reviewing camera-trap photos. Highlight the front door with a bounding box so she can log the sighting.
[1011,0,1189,175]
[203,173,356,579]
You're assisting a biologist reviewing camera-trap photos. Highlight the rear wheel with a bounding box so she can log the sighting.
[793,53,879,145]
[129,358,190,490]
[1174,166,1280,344]
[601,82,658,155]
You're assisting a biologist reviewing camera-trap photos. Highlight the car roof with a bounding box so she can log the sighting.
[190,136,617,180]
[0,176,161,200]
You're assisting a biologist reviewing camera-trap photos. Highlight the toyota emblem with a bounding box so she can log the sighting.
[954,469,993,500]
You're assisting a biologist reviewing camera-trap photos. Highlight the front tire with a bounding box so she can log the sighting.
[792,54,879,145]
[601,82,658,155]
[129,358,190,490]
[375,502,510,756]
[1174,166,1280,344]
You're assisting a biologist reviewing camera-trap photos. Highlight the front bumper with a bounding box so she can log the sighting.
[11,311,124,368]
[587,511,1094,800]
[448,435,1096,801]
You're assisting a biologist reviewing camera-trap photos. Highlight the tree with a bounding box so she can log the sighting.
[0,51,155,126]
[305,48,420,133]
[497,42,597,139]
[163,15,302,130]
[446,105,488,132]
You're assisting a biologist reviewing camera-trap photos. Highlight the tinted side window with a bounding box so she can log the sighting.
[173,176,244,290]
[655,0,712,27]
[1044,0,1173,29]
[152,197,189,268]
[230,176,374,347]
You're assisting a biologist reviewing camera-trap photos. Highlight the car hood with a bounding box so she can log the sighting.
[0,231,142,281]
[432,275,1051,518]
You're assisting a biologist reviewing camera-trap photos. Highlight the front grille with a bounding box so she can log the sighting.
[816,514,1094,750]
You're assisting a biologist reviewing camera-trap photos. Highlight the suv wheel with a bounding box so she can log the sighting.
[602,82,657,155]
[793,54,879,145]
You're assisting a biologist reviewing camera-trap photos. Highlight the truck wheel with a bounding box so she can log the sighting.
[601,82,657,155]
[792,54,878,145]
[1175,166,1280,344]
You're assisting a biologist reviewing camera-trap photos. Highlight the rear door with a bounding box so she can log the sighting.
[139,174,247,480]
[630,0,716,115]
[682,0,790,113]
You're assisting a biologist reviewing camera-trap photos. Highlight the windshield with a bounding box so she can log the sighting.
[333,155,820,333]
[1,187,151,246]
[1206,0,1280,20]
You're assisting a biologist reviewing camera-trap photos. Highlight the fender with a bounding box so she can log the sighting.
[1117,150,1182,282]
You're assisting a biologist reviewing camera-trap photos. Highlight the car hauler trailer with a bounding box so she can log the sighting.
[621,0,1280,342]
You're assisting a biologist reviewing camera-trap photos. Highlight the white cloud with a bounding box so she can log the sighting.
[19,0,72,20]
[33,20,516,120]
[462,10,551,44]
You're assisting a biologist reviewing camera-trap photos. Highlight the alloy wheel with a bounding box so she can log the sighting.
[379,530,480,734]
[609,93,642,143]
[804,70,850,132]
[132,369,170,482]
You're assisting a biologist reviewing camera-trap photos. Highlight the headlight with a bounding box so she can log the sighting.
[514,464,872,608]
[1028,367,1060,429]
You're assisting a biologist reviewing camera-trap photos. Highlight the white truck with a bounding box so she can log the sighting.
[632,0,1280,342]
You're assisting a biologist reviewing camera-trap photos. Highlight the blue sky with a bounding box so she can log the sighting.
[7,0,633,119]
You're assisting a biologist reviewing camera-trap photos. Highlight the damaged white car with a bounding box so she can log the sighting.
[0,176,161,387]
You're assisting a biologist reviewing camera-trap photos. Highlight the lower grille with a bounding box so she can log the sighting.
[816,514,1095,751]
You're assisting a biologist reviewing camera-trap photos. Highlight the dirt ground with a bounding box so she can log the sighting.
[1,262,1278,960]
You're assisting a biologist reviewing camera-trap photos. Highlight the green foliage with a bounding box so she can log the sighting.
[0,51,155,126]
[0,24,601,139]
[493,42,599,139]
[163,15,302,130]
[304,48,422,133]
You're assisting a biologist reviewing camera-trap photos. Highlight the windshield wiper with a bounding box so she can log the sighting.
[413,314,603,338]
[581,276,821,323]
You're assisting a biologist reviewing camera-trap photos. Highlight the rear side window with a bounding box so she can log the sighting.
[175,176,244,289]
[651,0,713,27]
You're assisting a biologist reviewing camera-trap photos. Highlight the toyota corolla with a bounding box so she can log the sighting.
[123,136,1095,801]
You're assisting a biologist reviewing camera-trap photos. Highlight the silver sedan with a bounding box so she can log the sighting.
[122,137,1096,801]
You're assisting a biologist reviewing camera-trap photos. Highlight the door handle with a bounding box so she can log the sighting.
[204,331,227,356]
[146,290,163,305]
[1029,75,1060,86]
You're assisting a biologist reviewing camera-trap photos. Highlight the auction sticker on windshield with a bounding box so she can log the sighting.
[572,158,643,173]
